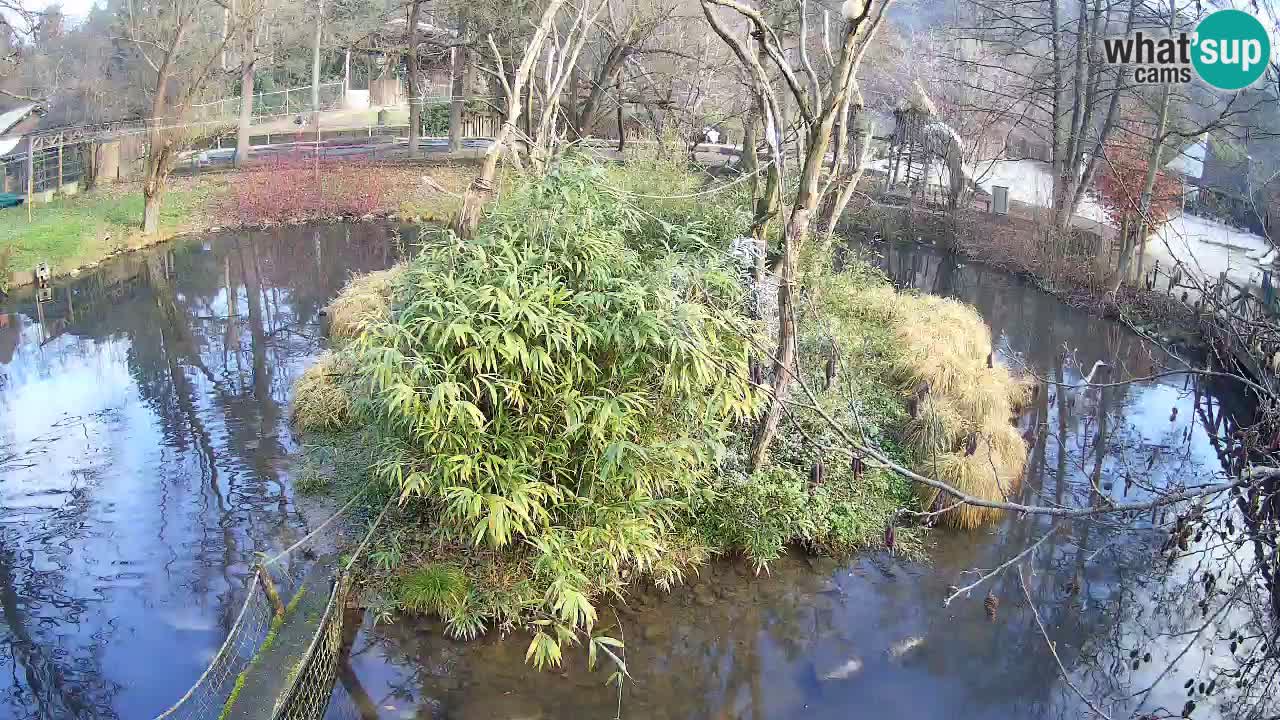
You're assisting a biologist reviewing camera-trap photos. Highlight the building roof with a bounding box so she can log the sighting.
[0,104,37,136]
[0,137,21,157]
[1166,133,1207,180]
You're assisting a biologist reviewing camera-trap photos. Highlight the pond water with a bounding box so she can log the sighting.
[0,230,1252,719]
[0,223,413,719]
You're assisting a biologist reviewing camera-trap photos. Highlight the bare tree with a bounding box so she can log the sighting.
[452,0,611,237]
[946,0,1134,232]
[406,0,425,159]
[121,0,237,234]
[234,0,268,168]
[701,0,891,470]
[568,0,672,138]
[311,0,324,122]
[528,0,611,169]
[0,0,40,102]
[448,9,468,153]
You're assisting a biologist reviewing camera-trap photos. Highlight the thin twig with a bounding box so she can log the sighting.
[1019,566,1115,720]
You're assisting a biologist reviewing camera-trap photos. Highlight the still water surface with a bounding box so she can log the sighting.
[0,230,1246,719]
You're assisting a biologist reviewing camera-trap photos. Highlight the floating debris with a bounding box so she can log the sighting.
[822,657,864,680]
[888,636,924,661]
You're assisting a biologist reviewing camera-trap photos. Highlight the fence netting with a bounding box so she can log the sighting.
[272,576,352,720]
[153,574,276,720]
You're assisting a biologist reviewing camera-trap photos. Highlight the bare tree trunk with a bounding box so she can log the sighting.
[448,13,467,153]
[143,28,181,234]
[452,1,568,238]
[311,0,323,121]
[616,101,624,152]
[820,117,871,233]
[235,25,258,168]
[1058,0,1088,224]
[748,55,864,472]
[406,0,423,159]
[750,236,795,470]
[741,109,758,178]
[1048,0,1068,233]
[700,0,891,470]
[1111,0,1173,296]
[143,138,174,234]
[575,44,629,136]
[1131,83,1171,282]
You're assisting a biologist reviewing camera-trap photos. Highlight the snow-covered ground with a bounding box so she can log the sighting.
[1146,212,1273,288]
[870,155,1110,225]
[872,150,1276,286]
[969,159,1110,224]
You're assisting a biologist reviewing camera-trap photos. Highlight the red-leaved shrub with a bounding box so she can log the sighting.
[231,156,391,225]
[1096,140,1181,231]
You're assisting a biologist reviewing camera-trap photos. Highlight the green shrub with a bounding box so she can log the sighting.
[697,467,830,571]
[345,161,761,664]
[298,159,927,670]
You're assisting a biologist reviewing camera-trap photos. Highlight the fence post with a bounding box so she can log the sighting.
[25,148,33,222]
[257,564,286,618]
[58,144,64,191]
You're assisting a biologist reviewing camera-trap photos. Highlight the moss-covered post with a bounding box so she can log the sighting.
[258,564,286,618]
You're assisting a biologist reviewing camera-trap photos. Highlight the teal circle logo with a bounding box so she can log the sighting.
[1193,9,1271,90]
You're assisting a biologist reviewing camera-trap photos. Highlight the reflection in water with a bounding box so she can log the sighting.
[332,241,1248,719]
[0,223,407,719]
[0,231,1255,720]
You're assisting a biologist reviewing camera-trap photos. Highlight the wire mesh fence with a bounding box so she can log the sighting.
[192,82,347,123]
[1,145,88,196]
[153,574,276,720]
[272,575,351,720]
[150,494,391,720]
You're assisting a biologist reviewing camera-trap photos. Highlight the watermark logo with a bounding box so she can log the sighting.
[1102,9,1271,90]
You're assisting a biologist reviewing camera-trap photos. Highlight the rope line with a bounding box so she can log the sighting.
[262,482,372,566]
[345,495,398,571]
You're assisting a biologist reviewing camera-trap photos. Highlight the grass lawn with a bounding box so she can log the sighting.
[0,185,212,286]
[0,161,473,291]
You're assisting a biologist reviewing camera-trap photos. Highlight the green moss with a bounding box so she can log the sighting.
[284,584,308,616]
[216,585,297,720]
[218,671,248,720]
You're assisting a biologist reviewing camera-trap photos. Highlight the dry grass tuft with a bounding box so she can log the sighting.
[923,423,1028,529]
[291,352,355,431]
[326,264,406,341]
[902,395,967,457]
[853,287,1035,529]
